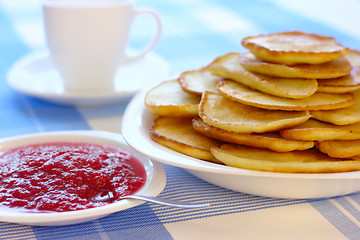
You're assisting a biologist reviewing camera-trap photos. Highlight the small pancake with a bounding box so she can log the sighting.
[211,144,360,173]
[346,49,360,67]
[239,52,352,79]
[178,68,221,95]
[207,52,318,99]
[317,67,360,93]
[241,31,349,65]
[192,116,314,152]
[310,90,360,125]
[149,116,222,163]
[145,80,201,117]
[198,91,310,133]
[217,79,355,111]
[316,140,360,158]
[280,119,360,141]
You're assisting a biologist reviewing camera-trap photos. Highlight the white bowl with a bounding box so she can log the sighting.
[122,90,360,199]
[0,130,166,226]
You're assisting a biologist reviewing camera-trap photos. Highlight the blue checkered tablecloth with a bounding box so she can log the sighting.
[1,0,360,239]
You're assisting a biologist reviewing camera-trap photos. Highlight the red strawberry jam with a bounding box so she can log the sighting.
[0,142,146,212]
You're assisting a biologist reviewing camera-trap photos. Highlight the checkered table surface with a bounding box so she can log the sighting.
[1,0,360,239]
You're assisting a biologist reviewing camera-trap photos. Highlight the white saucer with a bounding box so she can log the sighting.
[6,51,169,107]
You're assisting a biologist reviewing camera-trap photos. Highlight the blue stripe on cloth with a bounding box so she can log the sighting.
[0,222,36,240]
[0,93,92,137]
[310,197,360,240]
[0,6,39,138]
[151,164,308,223]
[348,194,360,215]
[32,204,172,240]
[334,197,360,224]
[32,221,107,240]
[24,98,92,132]
[96,205,173,240]
[0,93,41,137]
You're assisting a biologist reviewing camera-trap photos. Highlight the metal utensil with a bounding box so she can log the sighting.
[92,191,210,208]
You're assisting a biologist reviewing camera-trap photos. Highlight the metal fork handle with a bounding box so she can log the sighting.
[120,195,210,208]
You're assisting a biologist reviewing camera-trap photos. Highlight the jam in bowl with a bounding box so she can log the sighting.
[0,131,165,226]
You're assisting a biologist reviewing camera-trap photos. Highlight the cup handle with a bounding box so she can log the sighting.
[123,9,162,64]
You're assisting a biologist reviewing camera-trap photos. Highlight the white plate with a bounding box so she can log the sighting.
[0,130,166,226]
[122,89,360,199]
[6,51,168,107]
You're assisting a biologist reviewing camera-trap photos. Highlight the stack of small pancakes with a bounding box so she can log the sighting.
[145,31,360,173]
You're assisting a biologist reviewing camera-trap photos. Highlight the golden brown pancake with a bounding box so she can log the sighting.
[280,119,360,141]
[211,144,360,173]
[178,68,221,95]
[198,91,310,133]
[207,52,318,99]
[239,52,352,79]
[310,89,360,125]
[241,31,349,65]
[192,116,314,152]
[317,67,360,93]
[316,140,360,158]
[145,80,200,117]
[217,79,355,111]
[346,49,360,67]
[150,116,222,163]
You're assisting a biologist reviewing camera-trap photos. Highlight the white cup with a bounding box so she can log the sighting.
[43,0,162,92]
